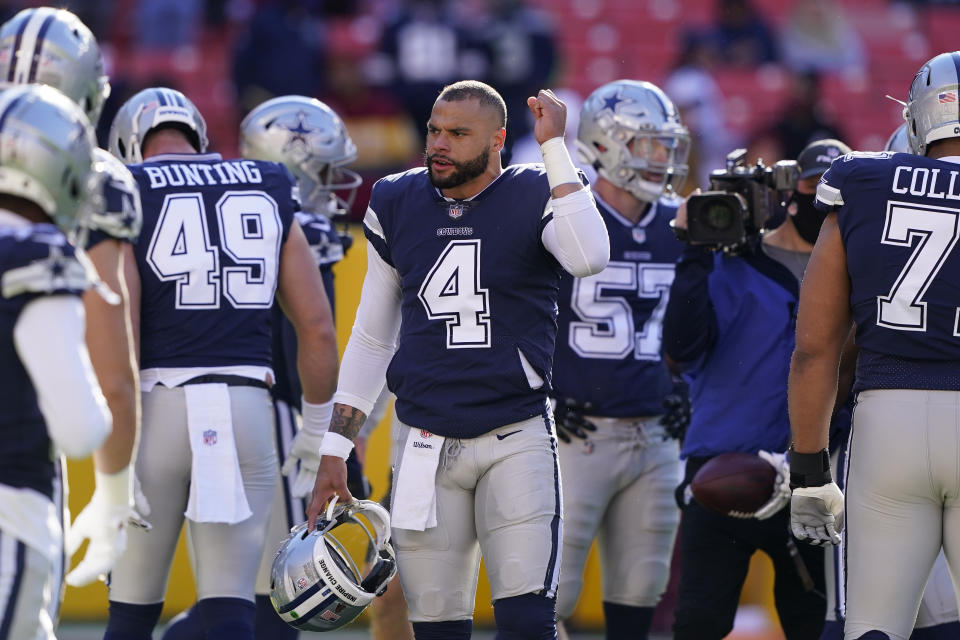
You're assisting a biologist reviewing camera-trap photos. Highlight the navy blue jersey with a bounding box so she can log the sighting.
[0,224,88,497]
[271,211,343,406]
[131,153,298,369]
[364,165,564,437]
[552,195,683,416]
[818,152,960,391]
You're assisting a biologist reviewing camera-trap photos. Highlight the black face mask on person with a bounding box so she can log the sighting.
[789,191,826,245]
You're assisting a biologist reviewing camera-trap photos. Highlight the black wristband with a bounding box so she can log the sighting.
[788,447,832,489]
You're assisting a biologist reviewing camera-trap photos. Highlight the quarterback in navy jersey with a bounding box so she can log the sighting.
[550,80,687,640]
[308,80,609,639]
[0,86,112,640]
[102,88,339,640]
[789,51,960,640]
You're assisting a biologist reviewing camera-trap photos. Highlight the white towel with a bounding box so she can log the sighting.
[184,384,252,523]
[390,427,443,531]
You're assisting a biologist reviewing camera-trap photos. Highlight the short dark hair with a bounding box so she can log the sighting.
[437,80,507,129]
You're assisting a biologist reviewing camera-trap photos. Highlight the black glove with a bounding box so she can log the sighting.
[338,230,354,254]
[551,396,597,443]
[660,380,691,442]
[345,448,372,500]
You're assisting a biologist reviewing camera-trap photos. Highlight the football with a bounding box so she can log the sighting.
[691,452,776,516]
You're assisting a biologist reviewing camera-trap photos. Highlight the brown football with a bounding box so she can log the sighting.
[690,452,776,515]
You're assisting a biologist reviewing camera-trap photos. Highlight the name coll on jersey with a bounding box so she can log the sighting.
[142,159,265,189]
[892,165,960,199]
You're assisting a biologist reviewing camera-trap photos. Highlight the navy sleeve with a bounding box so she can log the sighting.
[663,244,718,365]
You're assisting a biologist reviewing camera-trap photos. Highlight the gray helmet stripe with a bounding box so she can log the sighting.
[26,14,55,83]
[6,16,28,82]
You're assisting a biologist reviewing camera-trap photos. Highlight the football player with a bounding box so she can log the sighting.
[307,80,609,639]
[101,87,339,640]
[792,61,960,638]
[0,84,111,640]
[0,6,147,603]
[160,95,363,640]
[550,79,688,640]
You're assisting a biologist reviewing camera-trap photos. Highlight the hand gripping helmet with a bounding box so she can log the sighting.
[0,7,110,125]
[885,123,910,154]
[270,499,397,632]
[240,95,361,216]
[109,87,208,163]
[0,84,98,232]
[577,79,690,203]
[906,52,960,156]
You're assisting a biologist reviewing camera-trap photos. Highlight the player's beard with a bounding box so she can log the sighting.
[426,146,490,189]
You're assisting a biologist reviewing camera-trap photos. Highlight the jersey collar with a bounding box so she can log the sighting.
[143,152,223,163]
[594,191,658,229]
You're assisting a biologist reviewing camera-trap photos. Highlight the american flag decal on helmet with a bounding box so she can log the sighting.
[939,91,957,104]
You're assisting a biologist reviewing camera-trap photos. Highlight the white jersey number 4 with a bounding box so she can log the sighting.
[419,239,491,349]
[147,190,282,309]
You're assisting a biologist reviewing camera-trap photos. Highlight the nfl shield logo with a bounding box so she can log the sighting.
[202,429,217,446]
[420,429,432,439]
[448,204,464,220]
[295,577,308,591]
[632,227,646,244]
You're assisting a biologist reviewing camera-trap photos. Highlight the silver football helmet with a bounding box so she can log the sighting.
[270,499,396,632]
[885,123,910,154]
[84,148,142,243]
[906,52,960,155]
[577,79,690,202]
[0,84,98,232]
[240,96,361,216]
[109,87,208,163]
[0,7,110,125]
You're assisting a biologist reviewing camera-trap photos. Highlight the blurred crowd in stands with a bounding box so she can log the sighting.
[6,0,958,218]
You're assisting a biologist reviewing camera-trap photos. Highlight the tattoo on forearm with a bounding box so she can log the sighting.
[330,404,366,440]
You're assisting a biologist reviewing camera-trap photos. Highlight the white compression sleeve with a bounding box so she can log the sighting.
[333,242,402,415]
[541,187,610,277]
[14,296,111,458]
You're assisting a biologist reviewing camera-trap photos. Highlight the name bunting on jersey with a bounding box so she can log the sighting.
[143,160,264,189]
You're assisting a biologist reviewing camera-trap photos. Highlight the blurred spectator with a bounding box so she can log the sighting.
[700,0,779,67]
[780,0,866,75]
[664,34,738,192]
[370,0,489,140]
[476,0,557,163]
[749,71,845,163]
[232,0,325,118]
[320,22,421,219]
[137,0,202,49]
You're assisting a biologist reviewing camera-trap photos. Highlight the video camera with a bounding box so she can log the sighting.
[684,149,798,251]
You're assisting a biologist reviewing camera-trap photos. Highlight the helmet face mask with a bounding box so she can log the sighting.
[109,88,209,163]
[240,95,360,216]
[270,500,396,632]
[577,79,690,203]
[0,7,110,125]
[906,52,960,155]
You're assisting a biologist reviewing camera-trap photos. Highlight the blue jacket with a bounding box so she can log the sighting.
[664,242,798,458]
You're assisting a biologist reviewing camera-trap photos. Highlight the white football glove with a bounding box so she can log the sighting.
[280,399,334,499]
[65,468,151,587]
[281,429,324,499]
[754,450,791,520]
[791,482,844,546]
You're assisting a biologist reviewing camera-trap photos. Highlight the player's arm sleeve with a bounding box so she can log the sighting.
[14,296,112,458]
[540,187,610,277]
[814,157,853,212]
[333,242,402,415]
[663,245,718,366]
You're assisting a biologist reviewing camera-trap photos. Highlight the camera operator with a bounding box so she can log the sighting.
[664,138,851,640]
